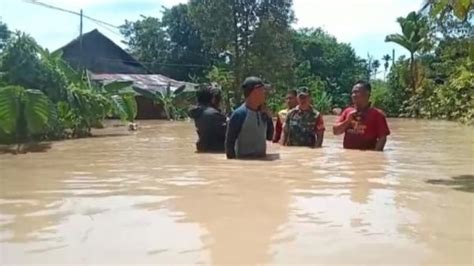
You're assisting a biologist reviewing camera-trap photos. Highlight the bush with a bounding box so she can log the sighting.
[308,78,333,114]
[370,80,403,117]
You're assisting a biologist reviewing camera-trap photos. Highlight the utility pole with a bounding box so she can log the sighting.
[79,9,83,71]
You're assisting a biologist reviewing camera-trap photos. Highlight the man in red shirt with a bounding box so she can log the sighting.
[273,89,298,144]
[333,81,390,151]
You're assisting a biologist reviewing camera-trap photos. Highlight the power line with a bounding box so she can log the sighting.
[23,0,120,29]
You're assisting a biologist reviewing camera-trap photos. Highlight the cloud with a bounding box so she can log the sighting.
[1,0,422,60]
[293,0,422,42]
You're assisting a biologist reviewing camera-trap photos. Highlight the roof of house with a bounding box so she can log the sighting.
[90,73,196,94]
[58,29,149,74]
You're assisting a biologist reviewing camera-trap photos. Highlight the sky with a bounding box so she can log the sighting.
[1,0,424,67]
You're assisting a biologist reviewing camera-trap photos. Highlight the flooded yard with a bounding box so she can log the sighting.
[0,117,473,265]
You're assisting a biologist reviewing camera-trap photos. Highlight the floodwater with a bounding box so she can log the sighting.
[0,117,473,265]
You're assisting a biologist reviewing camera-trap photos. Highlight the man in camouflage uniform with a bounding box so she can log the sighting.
[283,87,325,147]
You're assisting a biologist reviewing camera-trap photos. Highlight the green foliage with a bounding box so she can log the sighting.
[121,5,215,81]
[0,86,52,143]
[133,84,189,120]
[189,0,295,100]
[306,79,333,114]
[370,80,402,117]
[0,20,10,51]
[423,0,473,21]
[206,66,235,112]
[0,33,69,102]
[293,28,367,107]
[414,64,473,123]
[385,11,431,93]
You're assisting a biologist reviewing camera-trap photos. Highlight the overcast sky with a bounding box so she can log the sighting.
[1,0,423,63]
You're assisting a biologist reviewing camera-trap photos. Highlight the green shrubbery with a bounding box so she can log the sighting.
[0,33,138,144]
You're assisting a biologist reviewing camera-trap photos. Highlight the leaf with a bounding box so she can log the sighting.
[111,95,128,122]
[24,89,51,134]
[132,87,157,101]
[123,94,137,122]
[452,0,471,20]
[174,84,187,96]
[0,86,22,134]
[385,34,413,53]
[104,81,133,94]
[51,49,63,60]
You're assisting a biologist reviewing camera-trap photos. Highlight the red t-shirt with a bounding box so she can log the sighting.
[337,107,390,150]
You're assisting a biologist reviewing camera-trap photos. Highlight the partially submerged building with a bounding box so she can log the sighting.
[58,29,195,119]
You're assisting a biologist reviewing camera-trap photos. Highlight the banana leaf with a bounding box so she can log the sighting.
[24,89,51,134]
[104,81,134,94]
[0,86,22,134]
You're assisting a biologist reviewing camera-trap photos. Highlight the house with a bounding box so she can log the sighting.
[58,29,195,119]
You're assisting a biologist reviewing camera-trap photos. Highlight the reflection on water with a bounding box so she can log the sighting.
[0,117,473,265]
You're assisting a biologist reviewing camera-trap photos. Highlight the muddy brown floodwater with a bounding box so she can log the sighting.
[0,117,473,265]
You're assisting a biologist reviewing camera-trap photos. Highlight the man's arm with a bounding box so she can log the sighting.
[333,110,355,135]
[374,111,390,151]
[225,109,245,159]
[375,136,387,151]
[273,117,282,143]
[265,115,274,141]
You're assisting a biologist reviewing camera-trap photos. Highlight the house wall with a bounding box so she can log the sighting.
[136,96,165,119]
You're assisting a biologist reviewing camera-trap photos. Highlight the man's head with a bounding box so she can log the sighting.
[351,80,371,109]
[285,89,298,109]
[297,87,311,109]
[196,85,222,108]
[242,77,266,106]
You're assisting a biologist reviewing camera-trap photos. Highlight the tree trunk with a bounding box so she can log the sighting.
[232,0,242,104]
[410,52,416,94]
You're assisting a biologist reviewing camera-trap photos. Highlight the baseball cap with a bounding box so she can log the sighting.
[242,77,267,97]
[297,87,310,97]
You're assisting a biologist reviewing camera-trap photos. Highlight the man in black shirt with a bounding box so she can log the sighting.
[189,86,227,152]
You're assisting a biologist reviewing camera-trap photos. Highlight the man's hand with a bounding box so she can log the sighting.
[333,111,357,135]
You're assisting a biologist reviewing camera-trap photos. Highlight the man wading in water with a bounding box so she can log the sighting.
[225,77,274,159]
[283,87,325,148]
[333,80,390,151]
[189,86,227,152]
[273,89,298,144]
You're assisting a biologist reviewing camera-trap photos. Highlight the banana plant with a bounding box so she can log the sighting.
[133,83,187,120]
[103,81,138,124]
[0,85,52,144]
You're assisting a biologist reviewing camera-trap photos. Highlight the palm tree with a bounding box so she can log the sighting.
[385,11,429,93]
[371,60,381,80]
[382,54,391,80]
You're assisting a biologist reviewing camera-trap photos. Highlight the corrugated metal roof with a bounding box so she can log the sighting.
[90,73,197,93]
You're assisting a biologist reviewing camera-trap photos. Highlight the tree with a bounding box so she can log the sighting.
[161,4,216,80]
[0,33,69,102]
[189,0,295,101]
[120,16,169,74]
[421,0,473,21]
[292,28,367,106]
[0,20,10,51]
[385,11,430,93]
[120,5,217,81]
[371,60,381,80]
[382,54,391,80]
